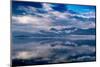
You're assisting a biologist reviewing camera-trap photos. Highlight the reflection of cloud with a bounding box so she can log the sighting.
[70,56,96,62]
[14,48,52,60]
[15,51,34,59]
[51,56,95,63]
[12,39,96,63]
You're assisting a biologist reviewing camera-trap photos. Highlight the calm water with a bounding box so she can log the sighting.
[12,37,96,66]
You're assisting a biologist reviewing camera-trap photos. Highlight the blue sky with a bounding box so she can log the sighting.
[67,5,95,13]
[12,1,96,14]
[12,1,96,33]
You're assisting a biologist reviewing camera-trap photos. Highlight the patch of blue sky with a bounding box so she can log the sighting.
[67,5,96,13]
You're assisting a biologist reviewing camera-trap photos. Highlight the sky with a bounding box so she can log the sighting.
[12,1,96,34]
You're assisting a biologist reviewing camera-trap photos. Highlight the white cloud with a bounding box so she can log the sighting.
[42,3,53,11]
[81,11,96,18]
[12,15,33,24]
[12,14,54,33]
[12,15,51,25]
[49,11,69,19]
[70,12,95,19]
[73,21,95,29]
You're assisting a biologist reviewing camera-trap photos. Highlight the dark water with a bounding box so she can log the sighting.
[12,37,96,66]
